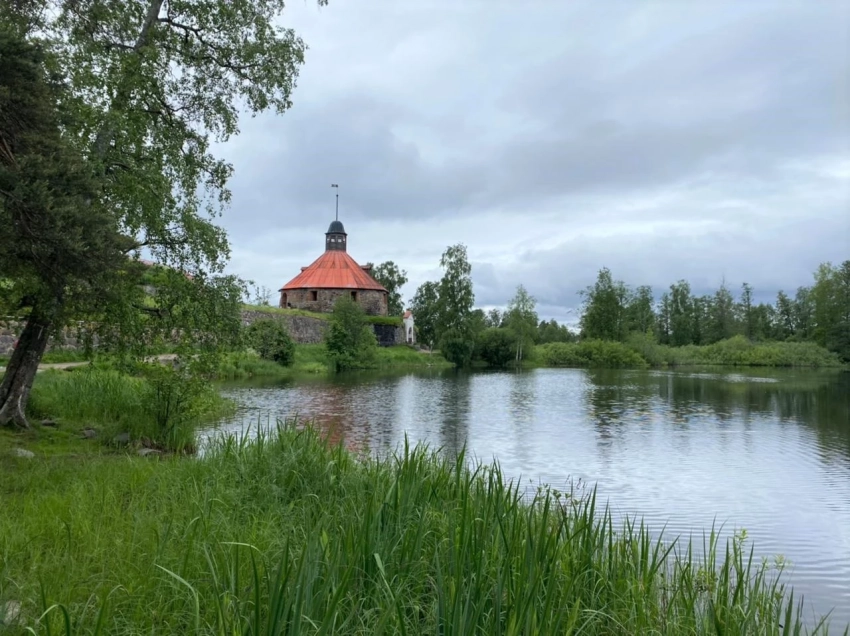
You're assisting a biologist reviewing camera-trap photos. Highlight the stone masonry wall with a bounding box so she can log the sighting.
[240,310,328,344]
[281,288,388,316]
[0,319,94,357]
[1,310,404,356]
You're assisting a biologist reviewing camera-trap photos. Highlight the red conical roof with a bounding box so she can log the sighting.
[279,250,388,291]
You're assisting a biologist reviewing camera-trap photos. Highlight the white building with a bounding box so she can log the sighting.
[402,310,415,345]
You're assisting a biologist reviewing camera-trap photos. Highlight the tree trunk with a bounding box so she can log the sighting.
[0,311,53,429]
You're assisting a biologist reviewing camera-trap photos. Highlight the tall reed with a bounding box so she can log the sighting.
[1,422,843,634]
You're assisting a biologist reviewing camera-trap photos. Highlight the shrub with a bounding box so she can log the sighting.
[476,327,517,367]
[438,328,476,368]
[325,297,378,371]
[26,365,232,451]
[244,319,295,366]
[537,340,648,368]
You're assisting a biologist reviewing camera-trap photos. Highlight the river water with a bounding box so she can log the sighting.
[207,367,850,628]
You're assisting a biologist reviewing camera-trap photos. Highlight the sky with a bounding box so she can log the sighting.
[216,0,850,323]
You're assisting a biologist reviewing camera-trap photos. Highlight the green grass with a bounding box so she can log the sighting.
[531,336,844,370]
[0,422,841,634]
[535,340,649,368]
[216,346,448,380]
[243,304,330,320]
[23,367,234,451]
[627,334,843,368]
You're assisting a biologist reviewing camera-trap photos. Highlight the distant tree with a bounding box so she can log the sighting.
[812,260,850,361]
[691,295,709,345]
[410,281,440,351]
[625,285,655,335]
[248,284,274,306]
[792,286,815,341]
[485,308,503,328]
[470,309,488,338]
[436,244,476,366]
[656,293,672,345]
[538,319,575,344]
[739,283,755,340]
[580,268,628,341]
[506,284,538,363]
[325,297,377,371]
[774,291,795,340]
[669,280,694,346]
[706,280,736,344]
[476,328,517,367]
[372,261,408,316]
[245,320,294,366]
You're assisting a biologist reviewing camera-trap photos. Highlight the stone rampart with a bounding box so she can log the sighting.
[0,319,93,357]
[2,310,404,355]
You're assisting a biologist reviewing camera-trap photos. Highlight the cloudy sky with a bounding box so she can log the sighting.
[217,0,849,322]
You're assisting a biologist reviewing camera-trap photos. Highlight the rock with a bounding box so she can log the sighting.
[41,419,57,427]
[11,448,34,459]
[0,600,21,625]
[112,432,131,445]
[81,428,97,439]
[137,448,161,457]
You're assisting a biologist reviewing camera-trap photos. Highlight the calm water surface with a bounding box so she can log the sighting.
[206,367,850,628]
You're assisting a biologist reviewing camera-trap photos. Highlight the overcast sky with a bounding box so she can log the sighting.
[217,0,849,322]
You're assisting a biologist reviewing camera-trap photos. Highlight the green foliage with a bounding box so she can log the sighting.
[537,340,649,368]
[0,423,829,633]
[436,244,474,336]
[505,284,538,362]
[26,366,232,451]
[325,297,378,372]
[438,328,476,368]
[1,0,321,424]
[371,261,408,316]
[410,281,440,350]
[244,319,295,366]
[476,327,517,367]
[627,333,842,368]
[365,315,403,327]
[214,352,296,380]
[580,267,629,341]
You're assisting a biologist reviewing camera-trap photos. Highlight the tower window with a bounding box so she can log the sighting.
[351,291,358,302]
[310,290,318,301]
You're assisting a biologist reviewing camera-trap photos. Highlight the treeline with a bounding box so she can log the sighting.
[581,261,850,362]
[408,247,847,368]
[410,245,572,367]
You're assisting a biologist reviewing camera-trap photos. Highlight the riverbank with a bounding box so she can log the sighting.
[533,335,844,369]
[0,422,836,634]
[217,344,450,380]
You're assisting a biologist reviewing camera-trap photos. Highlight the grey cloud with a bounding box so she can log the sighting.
[217,0,849,320]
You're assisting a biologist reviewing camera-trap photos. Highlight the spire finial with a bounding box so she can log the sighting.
[331,183,339,221]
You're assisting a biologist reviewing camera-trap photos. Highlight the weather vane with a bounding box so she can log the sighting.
[331,184,339,221]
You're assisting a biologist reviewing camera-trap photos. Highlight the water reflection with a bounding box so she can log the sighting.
[210,367,850,627]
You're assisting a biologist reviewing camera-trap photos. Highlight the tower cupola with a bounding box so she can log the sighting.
[325,220,347,252]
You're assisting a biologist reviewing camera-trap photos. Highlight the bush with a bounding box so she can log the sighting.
[438,328,476,368]
[625,334,843,367]
[476,327,517,367]
[536,340,648,368]
[325,297,378,371]
[244,319,295,366]
[27,365,233,451]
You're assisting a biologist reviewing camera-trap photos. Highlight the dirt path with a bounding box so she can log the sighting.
[0,354,177,374]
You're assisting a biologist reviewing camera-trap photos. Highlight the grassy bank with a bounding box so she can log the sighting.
[1,423,839,635]
[216,345,450,380]
[532,336,843,370]
[23,367,234,451]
